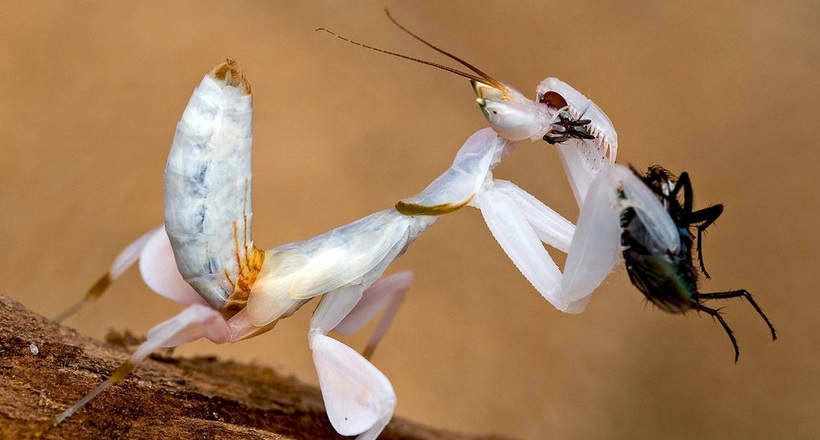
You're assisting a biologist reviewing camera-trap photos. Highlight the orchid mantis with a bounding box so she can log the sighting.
[53,60,584,439]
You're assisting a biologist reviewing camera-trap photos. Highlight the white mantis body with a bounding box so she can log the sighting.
[55,59,610,438]
[54,14,639,436]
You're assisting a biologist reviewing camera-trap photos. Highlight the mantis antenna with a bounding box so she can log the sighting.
[316,8,505,91]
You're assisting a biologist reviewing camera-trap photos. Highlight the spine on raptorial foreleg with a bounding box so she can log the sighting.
[164,61,260,311]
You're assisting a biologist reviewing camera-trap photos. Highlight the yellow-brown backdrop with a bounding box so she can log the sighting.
[1,1,817,439]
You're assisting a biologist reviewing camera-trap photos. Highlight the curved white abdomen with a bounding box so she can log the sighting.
[164,61,256,310]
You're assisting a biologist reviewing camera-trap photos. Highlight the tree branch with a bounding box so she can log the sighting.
[0,295,510,440]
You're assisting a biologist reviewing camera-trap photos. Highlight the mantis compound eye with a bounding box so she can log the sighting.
[540,90,568,110]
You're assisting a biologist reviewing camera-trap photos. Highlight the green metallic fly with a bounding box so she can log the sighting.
[620,166,777,362]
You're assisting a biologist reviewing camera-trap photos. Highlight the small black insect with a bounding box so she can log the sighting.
[539,90,596,144]
[620,166,777,362]
[543,111,596,144]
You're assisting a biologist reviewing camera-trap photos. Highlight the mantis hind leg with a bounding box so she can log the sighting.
[53,304,231,425]
[332,271,413,359]
[53,227,165,323]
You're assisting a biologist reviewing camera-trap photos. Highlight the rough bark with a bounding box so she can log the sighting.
[0,295,509,440]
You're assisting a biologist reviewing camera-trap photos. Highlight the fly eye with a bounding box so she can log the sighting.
[540,91,568,110]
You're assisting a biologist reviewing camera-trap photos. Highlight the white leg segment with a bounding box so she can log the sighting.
[53,304,231,425]
[475,186,564,308]
[53,227,167,322]
[333,271,412,358]
[109,226,165,279]
[310,333,395,439]
[55,226,206,323]
[559,167,624,312]
[492,180,575,253]
[308,281,400,439]
[311,286,365,335]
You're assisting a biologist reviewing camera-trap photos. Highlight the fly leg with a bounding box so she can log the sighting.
[693,302,740,363]
[668,172,724,278]
[699,290,778,342]
[543,111,594,145]
[688,204,724,279]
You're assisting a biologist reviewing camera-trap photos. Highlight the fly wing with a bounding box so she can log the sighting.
[615,166,680,253]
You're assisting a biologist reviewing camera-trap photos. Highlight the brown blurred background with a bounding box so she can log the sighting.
[1,1,817,439]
